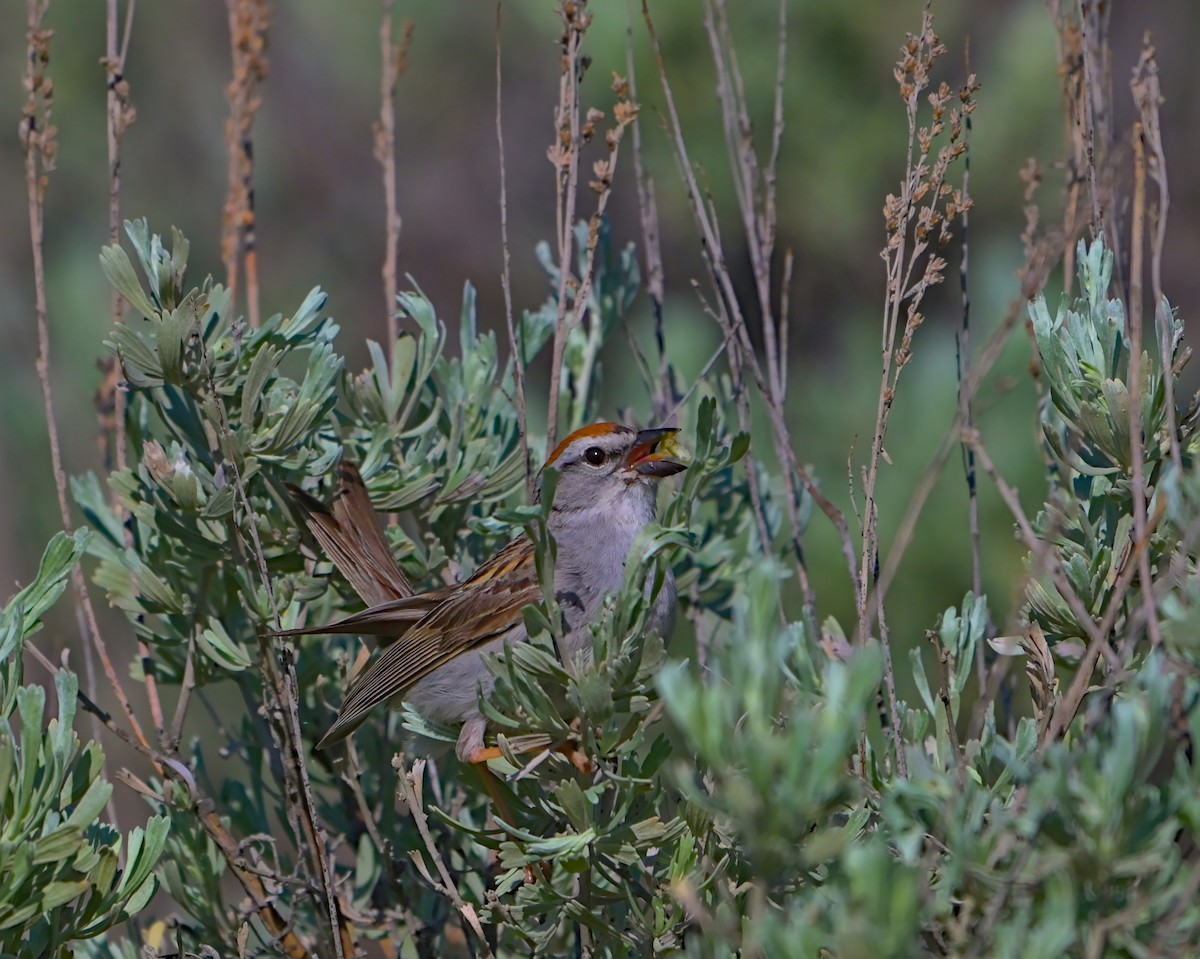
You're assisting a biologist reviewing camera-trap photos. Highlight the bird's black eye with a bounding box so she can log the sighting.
[584,446,606,466]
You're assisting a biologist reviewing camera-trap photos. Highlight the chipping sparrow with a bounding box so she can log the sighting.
[276,423,687,762]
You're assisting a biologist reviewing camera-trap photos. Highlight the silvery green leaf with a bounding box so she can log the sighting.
[198,619,252,672]
[98,245,159,321]
[8,529,88,637]
[279,286,328,339]
[910,647,937,720]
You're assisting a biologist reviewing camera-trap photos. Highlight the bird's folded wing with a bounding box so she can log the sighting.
[316,537,541,748]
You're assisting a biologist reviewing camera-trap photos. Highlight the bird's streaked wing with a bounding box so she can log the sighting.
[316,536,540,748]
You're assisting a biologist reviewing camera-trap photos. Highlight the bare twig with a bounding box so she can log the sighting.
[1077,0,1118,272]
[779,247,793,397]
[929,628,965,786]
[967,434,1116,668]
[545,0,587,453]
[222,0,269,327]
[1042,494,1167,743]
[1130,38,1181,475]
[23,0,156,767]
[856,5,974,772]
[643,0,857,610]
[495,3,531,499]
[624,0,670,421]
[865,42,1088,725]
[396,757,497,959]
[103,0,136,317]
[166,630,197,752]
[705,0,817,617]
[101,2,169,754]
[861,5,970,636]
[552,43,640,439]
[1044,1,1092,296]
[23,0,66,610]
[955,46,984,585]
[705,0,784,396]
[954,39,988,693]
[1127,122,1161,649]
[667,320,736,420]
[967,428,1171,747]
[100,0,136,477]
[374,0,412,351]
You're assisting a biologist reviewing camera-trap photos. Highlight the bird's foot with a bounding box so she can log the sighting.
[465,738,592,772]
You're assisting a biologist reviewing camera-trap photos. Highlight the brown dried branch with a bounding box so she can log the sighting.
[99,0,136,475]
[574,91,639,418]
[966,429,1170,747]
[704,0,785,398]
[856,4,975,773]
[953,39,988,694]
[624,0,669,422]
[374,0,413,351]
[642,0,856,614]
[873,85,1085,734]
[1046,0,1085,292]
[700,0,817,620]
[862,5,971,629]
[23,0,156,765]
[222,0,270,328]
[928,626,965,786]
[166,629,196,752]
[1131,37,1181,474]
[1127,122,1161,650]
[1042,494,1167,744]
[496,3,532,500]
[966,434,1115,666]
[552,68,640,436]
[395,757,497,959]
[1076,0,1119,269]
[545,0,588,453]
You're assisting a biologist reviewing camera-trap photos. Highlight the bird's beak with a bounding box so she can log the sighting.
[625,427,688,477]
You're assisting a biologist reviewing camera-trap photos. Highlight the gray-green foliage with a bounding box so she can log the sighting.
[0,531,169,959]
[65,220,1200,958]
[1024,239,1197,647]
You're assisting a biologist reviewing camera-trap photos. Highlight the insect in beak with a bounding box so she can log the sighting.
[624,428,688,477]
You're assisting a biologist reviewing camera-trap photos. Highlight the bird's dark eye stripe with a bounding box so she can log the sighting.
[584,446,606,466]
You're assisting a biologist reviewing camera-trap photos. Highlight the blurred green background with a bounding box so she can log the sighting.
[2,0,1198,655]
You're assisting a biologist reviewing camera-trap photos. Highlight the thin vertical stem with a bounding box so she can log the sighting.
[954,47,987,691]
[495,3,532,499]
[104,0,165,749]
[545,2,585,454]
[375,1,412,352]
[624,0,669,420]
[641,0,859,603]
[102,0,135,479]
[222,0,269,326]
[23,0,153,760]
[1130,38,1180,475]
[1127,124,1160,650]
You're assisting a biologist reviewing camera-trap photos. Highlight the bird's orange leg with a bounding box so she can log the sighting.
[466,739,593,773]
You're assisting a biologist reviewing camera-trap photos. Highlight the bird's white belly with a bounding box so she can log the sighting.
[395,611,603,725]
[399,630,516,724]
